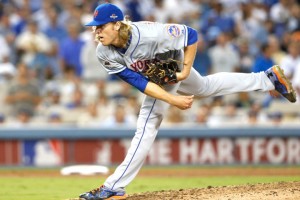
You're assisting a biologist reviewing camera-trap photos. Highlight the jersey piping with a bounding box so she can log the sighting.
[130,24,141,63]
[111,99,157,190]
[183,25,188,47]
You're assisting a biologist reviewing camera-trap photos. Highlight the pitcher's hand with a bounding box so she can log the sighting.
[169,95,194,110]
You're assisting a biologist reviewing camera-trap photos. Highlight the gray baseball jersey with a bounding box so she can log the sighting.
[96,22,187,74]
[98,22,274,191]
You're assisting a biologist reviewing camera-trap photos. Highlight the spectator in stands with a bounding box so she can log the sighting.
[77,101,103,127]
[0,13,16,64]
[235,92,253,108]
[209,101,242,126]
[251,2,268,24]
[193,34,212,76]
[236,37,254,73]
[280,42,300,79]
[126,95,141,118]
[255,19,274,53]
[209,32,240,73]
[101,104,136,127]
[10,5,32,36]
[222,102,243,125]
[6,108,34,127]
[270,0,292,38]
[63,86,86,124]
[268,111,283,126]
[194,104,211,126]
[252,43,275,73]
[96,93,115,122]
[162,106,186,126]
[288,3,300,32]
[42,6,68,44]
[57,66,81,105]
[249,101,268,124]
[15,19,52,83]
[0,27,12,64]
[41,6,68,78]
[0,34,16,83]
[124,0,143,22]
[147,0,171,23]
[234,2,255,41]
[5,62,41,117]
[247,110,259,126]
[233,2,266,56]
[48,112,63,125]
[268,35,286,65]
[58,20,85,77]
[37,89,66,119]
[112,81,139,100]
[65,87,85,110]
[56,1,86,28]
[80,30,108,81]
[201,2,235,37]
[32,1,53,32]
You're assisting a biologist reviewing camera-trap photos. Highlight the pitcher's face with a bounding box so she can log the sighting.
[94,22,120,46]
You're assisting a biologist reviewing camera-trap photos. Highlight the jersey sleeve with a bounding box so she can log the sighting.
[96,45,126,74]
[117,68,148,92]
[156,23,197,52]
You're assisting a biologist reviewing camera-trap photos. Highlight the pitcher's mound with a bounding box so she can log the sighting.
[127,181,300,200]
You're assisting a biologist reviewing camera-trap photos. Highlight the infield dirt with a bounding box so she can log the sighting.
[128,181,300,200]
[128,167,300,200]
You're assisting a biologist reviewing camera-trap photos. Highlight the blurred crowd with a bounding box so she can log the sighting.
[0,0,299,128]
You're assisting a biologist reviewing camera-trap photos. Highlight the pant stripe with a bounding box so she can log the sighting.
[111,99,157,190]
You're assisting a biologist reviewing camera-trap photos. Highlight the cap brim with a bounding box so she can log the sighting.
[85,20,106,26]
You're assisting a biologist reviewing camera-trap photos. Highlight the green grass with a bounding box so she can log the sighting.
[1,174,300,200]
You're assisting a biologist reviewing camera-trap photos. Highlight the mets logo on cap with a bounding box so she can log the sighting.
[94,10,98,18]
[167,25,181,38]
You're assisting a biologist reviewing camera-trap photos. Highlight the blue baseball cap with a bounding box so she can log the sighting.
[85,3,124,26]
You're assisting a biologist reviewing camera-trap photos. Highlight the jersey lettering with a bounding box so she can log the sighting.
[130,58,160,72]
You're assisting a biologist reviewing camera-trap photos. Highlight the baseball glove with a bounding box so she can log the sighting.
[143,59,181,87]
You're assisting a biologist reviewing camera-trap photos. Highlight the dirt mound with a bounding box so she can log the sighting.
[127,181,300,200]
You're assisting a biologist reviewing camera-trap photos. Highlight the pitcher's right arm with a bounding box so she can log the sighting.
[117,68,194,110]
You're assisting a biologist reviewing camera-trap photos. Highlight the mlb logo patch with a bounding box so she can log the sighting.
[110,14,118,19]
[167,25,181,38]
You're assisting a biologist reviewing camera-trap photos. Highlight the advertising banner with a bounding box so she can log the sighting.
[70,137,300,165]
[1,137,299,166]
[22,139,63,166]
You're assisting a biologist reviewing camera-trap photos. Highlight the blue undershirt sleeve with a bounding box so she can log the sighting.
[116,68,148,93]
[187,26,198,46]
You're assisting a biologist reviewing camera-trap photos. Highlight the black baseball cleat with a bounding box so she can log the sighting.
[265,65,296,103]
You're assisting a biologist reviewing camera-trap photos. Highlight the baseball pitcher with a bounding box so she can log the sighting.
[79,3,296,200]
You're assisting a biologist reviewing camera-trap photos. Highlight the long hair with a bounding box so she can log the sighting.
[93,20,132,48]
[118,19,132,48]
